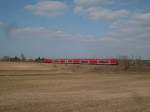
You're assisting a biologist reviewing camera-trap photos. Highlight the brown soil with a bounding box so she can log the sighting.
[0,62,150,112]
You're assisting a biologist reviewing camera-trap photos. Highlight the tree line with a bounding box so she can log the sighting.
[0,54,44,62]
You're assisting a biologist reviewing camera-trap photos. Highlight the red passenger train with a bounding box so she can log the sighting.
[43,58,119,65]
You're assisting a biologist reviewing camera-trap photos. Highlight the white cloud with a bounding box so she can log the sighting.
[11,27,49,38]
[5,11,150,57]
[0,21,3,25]
[25,1,68,16]
[0,21,5,27]
[74,0,112,8]
[10,10,150,48]
[74,0,129,21]
[10,27,71,39]
[99,12,150,48]
[10,26,102,42]
[85,7,129,21]
[74,11,150,56]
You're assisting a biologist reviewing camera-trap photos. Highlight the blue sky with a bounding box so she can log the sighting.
[0,0,150,59]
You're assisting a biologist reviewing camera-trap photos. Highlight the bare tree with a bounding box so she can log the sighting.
[119,56,130,71]
[1,56,11,61]
[20,53,26,61]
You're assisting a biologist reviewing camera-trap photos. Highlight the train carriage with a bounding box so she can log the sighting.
[43,58,119,65]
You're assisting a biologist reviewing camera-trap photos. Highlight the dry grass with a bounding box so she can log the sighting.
[0,62,150,112]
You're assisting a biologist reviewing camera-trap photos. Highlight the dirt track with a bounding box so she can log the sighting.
[0,62,150,112]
